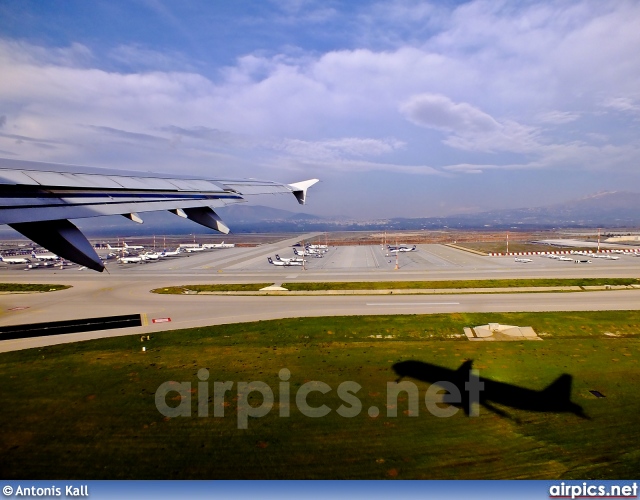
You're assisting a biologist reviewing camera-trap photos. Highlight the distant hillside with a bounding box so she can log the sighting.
[439,191,640,228]
[213,204,326,223]
[73,204,332,237]
[369,191,640,230]
[32,191,640,238]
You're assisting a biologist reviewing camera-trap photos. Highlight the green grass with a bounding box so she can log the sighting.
[1,311,640,479]
[151,283,273,293]
[280,278,640,291]
[0,283,70,292]
[453,241,609,254]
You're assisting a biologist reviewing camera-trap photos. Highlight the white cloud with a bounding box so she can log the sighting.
[536,110,581,124]
[400,93,541,154]
[108,44,197,73]
[274,137,405,160]
[2,0,640,217]
[400,93,500,133]
[602,97,640,115]
[0,39,93,68]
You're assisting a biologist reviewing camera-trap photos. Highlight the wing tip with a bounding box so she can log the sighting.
[289,179,320,205]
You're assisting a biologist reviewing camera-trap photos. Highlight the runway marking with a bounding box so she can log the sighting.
[366,302,460,306]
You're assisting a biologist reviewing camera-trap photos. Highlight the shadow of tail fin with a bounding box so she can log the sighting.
[543,374,589,418]
[456,359,473,373]
[542,374,573,400]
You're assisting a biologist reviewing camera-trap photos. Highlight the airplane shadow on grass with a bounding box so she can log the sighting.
[392,360,589,422]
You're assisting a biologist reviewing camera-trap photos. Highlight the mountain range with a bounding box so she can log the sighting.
[219,191,640,230]
[40,190,640,238]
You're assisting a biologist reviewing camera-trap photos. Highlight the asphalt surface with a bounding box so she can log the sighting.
[2,235,640,352]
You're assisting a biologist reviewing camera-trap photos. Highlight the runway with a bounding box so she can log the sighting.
[2,236,640,352]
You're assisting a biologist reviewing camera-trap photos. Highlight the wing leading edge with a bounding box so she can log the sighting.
[0,158,319,272]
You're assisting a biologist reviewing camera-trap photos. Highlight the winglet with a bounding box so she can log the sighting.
[289,179,319,205]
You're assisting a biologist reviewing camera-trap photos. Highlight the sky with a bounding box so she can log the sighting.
[1,0,640,219]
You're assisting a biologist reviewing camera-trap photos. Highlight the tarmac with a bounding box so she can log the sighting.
[1,234,640,352]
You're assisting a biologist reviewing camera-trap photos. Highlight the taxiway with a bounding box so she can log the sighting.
[2,236,640,352]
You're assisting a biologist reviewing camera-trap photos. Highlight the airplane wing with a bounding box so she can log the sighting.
[0,157,319,272]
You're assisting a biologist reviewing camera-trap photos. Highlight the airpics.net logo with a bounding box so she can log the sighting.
[154,368,485,429]
[549,482,638,499]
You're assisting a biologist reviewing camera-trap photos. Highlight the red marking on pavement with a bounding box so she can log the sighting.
[8,306,30,311]
[152,318,172,323]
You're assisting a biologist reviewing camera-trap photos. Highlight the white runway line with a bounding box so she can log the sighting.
[366,302,461,306]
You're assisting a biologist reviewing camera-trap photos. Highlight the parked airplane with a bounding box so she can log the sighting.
[390,245,417,253]
[558,256,573,261]
[182,246,205,253]
[294,248,324,258]
[514,257,532,263]
[31,251,59,261]
[598,254,619,260]
[267,257,301,267]
[117,256,144,264]
[140,252,160,260]
[0,254,30,264]
[275,254,305,264]
[202,242,235,249]
[106,244,124,252]
[160,248,182,257]
[303,247,324,254]
[392,359,587,419]
[0,157,318,271]
[123,242,144,250]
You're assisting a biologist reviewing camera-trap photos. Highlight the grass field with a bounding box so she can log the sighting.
[0,283,69,292]
[452,242,617,254]
[151,278,640,294]
[281,278,639,291]
[1,311,639,479]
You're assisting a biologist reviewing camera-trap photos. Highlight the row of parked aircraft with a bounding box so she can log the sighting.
[0,251,62,265]
[113,247,208,264]
[516,256,593,263]
[0,241,238,266]
[268,244,333,267]
[515,251,640,264]
[105,240,236,264]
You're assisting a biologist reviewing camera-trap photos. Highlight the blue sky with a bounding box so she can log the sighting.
[1,0,640,219]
